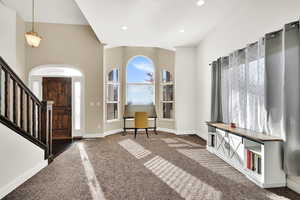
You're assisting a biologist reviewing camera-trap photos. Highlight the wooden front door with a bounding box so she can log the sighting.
[43,77,72,139]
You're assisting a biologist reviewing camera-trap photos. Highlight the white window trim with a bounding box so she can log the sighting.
[105,68,120,122]
[29,71,85,138]
[125,55,156,105]
[160,70,175,120]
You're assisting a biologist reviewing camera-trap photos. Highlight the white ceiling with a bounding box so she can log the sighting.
[2,0,88,25]
[74,0,241,48]
[2,0,241,48]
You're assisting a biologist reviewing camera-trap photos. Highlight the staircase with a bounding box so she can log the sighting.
[0,57,53,160]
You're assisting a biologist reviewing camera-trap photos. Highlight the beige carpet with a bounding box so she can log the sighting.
[4,132,300,200]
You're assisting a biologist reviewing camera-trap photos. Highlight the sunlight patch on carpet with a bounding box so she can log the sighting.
[177,149,248,184]
[175,138,204,147]
[78,143,106,200]
[168,144,191,148]
[144,156,222,200]
[119,139,151,159]
[161,138,179,144]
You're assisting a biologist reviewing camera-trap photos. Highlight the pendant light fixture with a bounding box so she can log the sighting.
[197,0,205,7]
[25,0,42,47]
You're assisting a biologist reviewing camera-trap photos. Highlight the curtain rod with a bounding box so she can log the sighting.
[208,19,299,67]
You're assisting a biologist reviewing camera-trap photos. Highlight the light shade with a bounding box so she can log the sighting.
[197,0,205,6]
[25,32,42,47]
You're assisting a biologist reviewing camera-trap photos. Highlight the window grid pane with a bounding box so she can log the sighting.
[127,84,154,105]
[162,85,174,101]
[107,103,118,120]
[107,84,119,102]
[74,82,81,130]
[162,103,174,119]
[162,70,173,83]
[108,69,119,83]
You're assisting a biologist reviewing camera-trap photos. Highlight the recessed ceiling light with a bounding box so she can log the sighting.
[121,26,128,30]
[179,29,185,33]
[197,0,205,7]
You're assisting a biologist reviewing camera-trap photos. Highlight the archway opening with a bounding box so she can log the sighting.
[29,65,85,142]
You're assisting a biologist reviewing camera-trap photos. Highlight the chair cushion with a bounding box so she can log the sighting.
[135,112,148,128]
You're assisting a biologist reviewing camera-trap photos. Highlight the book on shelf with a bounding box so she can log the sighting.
[246,149,261,175]
[211,135,215,147]
[247,150,251,169]
[208,134,215,147]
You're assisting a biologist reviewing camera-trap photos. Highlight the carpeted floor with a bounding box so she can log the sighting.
[4,132,300,200]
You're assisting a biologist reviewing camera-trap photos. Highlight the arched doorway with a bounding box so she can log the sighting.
[29,65,85,141]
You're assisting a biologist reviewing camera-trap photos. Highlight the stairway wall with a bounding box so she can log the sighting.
[0,2,27,82]
[0,123,47,199]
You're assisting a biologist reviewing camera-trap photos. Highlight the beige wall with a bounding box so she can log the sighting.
[15,15,26,81]
[103,46,175,132]
[26,22,104,134]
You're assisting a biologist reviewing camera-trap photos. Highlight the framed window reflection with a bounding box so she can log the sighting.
[160,69,175,119]
[106,68,120,121]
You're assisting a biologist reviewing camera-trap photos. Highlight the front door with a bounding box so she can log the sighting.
[43,77,72,139]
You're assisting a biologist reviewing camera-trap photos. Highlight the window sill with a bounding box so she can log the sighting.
[106,119,121,123]
[159,118,175,122]
[124,118,156,121]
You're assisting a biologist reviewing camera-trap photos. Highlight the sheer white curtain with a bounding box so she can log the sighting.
[221,39,266,132]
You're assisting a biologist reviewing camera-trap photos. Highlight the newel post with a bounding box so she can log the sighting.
[41,101,54,160]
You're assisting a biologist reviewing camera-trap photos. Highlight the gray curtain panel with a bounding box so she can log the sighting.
[210,20,300,175]
[221,44,266,132]
[221,56,230,123]
[265,21,300,175]
[209,59,223,131]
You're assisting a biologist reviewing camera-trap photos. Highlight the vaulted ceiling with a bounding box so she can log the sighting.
[2,0,88,25]
[3,0,241,49]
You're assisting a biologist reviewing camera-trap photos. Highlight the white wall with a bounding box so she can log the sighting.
[175,47,197,135]
[0,2,16,68]
[0,3,27,82]
[196,0,300,193]
[0,124,47,199]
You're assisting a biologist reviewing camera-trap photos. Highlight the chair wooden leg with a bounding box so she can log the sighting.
[154,118,158,135]
[146,128,149,138]
[134,128,137,138]
[123,118,127,136]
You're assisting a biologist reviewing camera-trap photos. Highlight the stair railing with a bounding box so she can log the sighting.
[0,57,53,159]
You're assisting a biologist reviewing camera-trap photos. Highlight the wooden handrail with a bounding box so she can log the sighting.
[0,57,52,159]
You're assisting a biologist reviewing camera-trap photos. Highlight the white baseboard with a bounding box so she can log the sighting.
[287,176,300,194]
[83,130,123,139]
[83,133,105,138]
[157,128,177,134]
[0,160,48,199]
[176,129,198,135]
[103,129,123,137]
[83,128,206,139]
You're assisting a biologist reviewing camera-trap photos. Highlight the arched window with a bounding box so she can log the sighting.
[106,68,120,121]
[160,70,174,119]
[126,56,155,105]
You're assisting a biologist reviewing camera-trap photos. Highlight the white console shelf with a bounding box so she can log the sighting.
[206,122,286,188]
